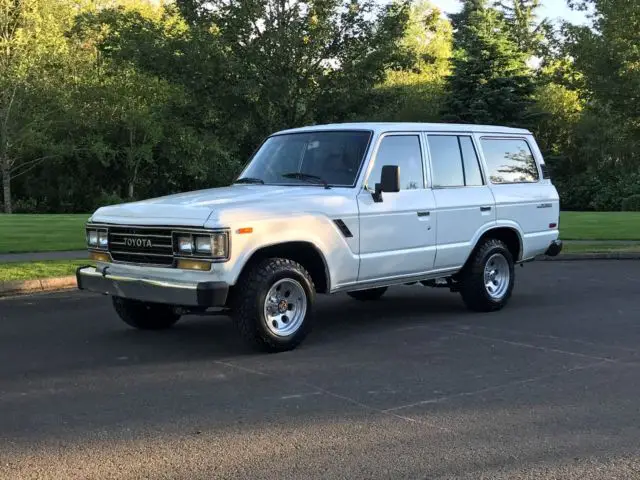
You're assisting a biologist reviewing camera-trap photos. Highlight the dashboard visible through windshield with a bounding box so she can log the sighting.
[237,130,372,187]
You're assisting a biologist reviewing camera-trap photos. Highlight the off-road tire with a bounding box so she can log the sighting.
[458,238,515,312]
[347,287,388,301]
[232,258,315,352]
[112,297,181,330]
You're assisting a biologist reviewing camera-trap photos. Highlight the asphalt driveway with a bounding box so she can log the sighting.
[0,261,639,479]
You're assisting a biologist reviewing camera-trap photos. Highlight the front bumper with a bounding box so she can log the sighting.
[544,239,563,257]
[76,266,229,307]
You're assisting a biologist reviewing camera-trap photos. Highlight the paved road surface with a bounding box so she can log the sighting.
[1,261,639,479]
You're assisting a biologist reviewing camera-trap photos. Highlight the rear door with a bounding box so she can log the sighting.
[477,135,559,259]
[425,133,497,270]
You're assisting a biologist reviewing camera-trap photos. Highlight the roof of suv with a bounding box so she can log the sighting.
[275,122,531,136]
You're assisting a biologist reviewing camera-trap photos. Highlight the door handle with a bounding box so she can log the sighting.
[537,203,552,209]
[480,206,492,212]
[417,211,430,217]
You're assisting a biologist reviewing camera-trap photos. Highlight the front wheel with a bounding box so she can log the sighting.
[232,258,315,352]
[458,238,515,312]
[112,297,181,330]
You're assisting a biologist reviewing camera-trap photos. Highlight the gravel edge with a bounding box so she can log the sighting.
[0,276,77,298]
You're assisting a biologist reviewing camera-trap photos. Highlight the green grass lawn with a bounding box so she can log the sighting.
[0,214,90,253]
[560,212,640,241]
[563,242,640,254]
[0,260,92,282]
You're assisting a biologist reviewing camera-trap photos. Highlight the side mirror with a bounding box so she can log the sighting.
[373,165,400,203]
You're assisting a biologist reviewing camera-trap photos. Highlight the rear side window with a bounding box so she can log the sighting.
[428,135,484,188]
[481,138,539,184]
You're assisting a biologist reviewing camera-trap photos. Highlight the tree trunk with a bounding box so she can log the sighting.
[1,162,11,214]
[128,181,134,200]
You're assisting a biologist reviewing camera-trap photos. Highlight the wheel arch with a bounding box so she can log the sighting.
[464,226,523,269]
[235,241,331,294]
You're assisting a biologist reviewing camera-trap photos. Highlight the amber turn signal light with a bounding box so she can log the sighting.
[89,251,111,262]
[176,259,212,271]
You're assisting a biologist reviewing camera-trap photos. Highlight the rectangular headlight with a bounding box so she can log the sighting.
[87,230,98,247]
[195,235,212,254]
[177,235,193,253]
[98,231,108,248]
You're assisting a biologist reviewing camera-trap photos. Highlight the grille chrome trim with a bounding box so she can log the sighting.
[110,240,172,248]
[110,250,174,258]
[109,233,173,239]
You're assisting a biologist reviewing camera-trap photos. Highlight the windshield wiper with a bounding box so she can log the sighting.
[234,177,265,184]
[281,172,330,189]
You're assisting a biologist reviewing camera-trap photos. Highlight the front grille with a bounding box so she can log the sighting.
[108,226,174,266]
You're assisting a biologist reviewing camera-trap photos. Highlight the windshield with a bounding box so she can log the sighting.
[238,130,372,187]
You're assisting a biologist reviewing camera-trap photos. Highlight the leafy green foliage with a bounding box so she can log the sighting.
[621,195,640,212]
[442,0,535,126]
[364,0,452,122]
[0,0,81,213]
[495,0,551,56]
[77,0,412,156]
[2,0,640,213]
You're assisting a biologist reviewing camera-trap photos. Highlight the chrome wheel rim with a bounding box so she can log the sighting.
[263,278,307,337]
[483,253,510,300]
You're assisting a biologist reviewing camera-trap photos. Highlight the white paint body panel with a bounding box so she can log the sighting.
[432,187,496,269]
[357,188,437,282]
[474,132,560,260]
[87,122,560,295]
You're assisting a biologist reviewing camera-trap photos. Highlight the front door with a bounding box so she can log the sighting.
[357,133,437,282]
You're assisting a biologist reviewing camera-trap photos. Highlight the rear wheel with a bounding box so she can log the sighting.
[112,297,181,330]
[347,287,388,301]
[459,238,514,312]
[232,258,315,352]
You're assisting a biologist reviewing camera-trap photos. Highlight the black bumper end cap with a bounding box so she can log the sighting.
[545,240,563,257]
[197,281,229,307]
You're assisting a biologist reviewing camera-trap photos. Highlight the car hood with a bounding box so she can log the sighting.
[90,185,350,227]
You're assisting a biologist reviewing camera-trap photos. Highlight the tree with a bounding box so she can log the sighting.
[552,0,640,210]
[366,0,453,122]
[76,0,412,161]
[442,0,535,126]
[0,0,74,213]
[565,0,640,135]
[495,0,550,56]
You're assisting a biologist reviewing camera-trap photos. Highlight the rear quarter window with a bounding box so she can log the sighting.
[480,138,539,184]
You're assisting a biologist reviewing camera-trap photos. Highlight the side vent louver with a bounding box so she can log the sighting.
[333,219,353,238]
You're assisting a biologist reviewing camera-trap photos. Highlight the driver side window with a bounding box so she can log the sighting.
[367,135,424,191]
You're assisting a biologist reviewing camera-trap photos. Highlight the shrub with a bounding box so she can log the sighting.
[621,194,640,211]
[12,197,41,213]
[95,192,126,209]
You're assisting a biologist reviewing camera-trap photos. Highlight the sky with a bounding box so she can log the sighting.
[430,0,589,25]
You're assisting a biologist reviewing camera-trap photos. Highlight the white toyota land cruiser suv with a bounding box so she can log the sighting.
[77,122,562,352]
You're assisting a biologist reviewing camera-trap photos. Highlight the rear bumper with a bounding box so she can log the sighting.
[76,266,229,307]
[544,240,563,257]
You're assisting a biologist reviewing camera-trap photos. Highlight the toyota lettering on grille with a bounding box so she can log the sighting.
[124,237,153,248]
